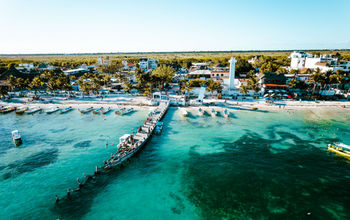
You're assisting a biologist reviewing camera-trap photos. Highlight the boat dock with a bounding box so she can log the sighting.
[55,101,170,203]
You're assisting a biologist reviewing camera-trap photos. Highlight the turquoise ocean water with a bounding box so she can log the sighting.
[0,107,349,219]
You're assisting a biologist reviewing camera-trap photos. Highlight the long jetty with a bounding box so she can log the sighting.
[55,101,170,204]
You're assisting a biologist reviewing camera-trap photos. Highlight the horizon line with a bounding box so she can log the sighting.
[0,49,349,57]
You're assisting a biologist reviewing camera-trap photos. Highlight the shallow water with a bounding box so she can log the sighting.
[0,108,349,219]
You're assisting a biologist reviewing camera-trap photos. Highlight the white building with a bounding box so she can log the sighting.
[97,57,110,66]
[17,63,35,71]
[139,57,158,69]
[290,51,350,72]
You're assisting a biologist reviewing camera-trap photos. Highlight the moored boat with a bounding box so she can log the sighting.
[79,107,94,113]
[0,106,16,114]
[60,106,73,114]
[25,107,41,114]
[12,130,22,146]
[198,108,204,116]
[223,109,229,118]
[93,107,104,114]
[328,143,350,159]
[102,107,111,114]
[210,108,217,117]
[179,108,188,117]
[120,108,135,115]
[154,122,163,135]
[16,106,29,115]
[115,107,126,114]
[45,107,60,114]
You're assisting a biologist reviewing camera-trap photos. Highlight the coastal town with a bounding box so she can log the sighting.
[0,51,350,112]
[2,0,350,219]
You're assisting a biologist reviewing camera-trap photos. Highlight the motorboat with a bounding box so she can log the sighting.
[102,107,111,114]
[210,108,217,117]
[120,108,135,115]
[60,106,73,114]
[179,108,188,117]
[45,107,60,114]
[115,107,126,114]
[79,107,94,113]
[223,109,229,118]
[198,108,204,116]
[16,106,29,115]
[154,122,163,135]
[12,130,22,146]
[26,107,41,114]
[93,107,104,114]
[328,143,350,159]
[0,106,16,114]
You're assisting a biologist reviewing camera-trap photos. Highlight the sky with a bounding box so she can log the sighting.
[0,0,349,54]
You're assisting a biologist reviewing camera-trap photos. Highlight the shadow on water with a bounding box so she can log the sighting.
[73,140,92,148]
[0,148,59,180]
[182,129,350,219]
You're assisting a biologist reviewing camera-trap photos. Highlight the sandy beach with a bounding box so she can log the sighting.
[1,95,349,112]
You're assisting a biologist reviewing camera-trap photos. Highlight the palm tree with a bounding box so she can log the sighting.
[7,75,17,92]
[206,81,221,98]
[0,86,9,99]
[240,85,248,96]
[288,78,297,89]
[29,76,43,97]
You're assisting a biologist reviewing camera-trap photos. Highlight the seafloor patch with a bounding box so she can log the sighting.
[182,130,350,219]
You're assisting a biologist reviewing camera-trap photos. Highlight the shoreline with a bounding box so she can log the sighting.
[0,96,349,111]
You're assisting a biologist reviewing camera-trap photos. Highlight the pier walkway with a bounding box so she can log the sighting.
[55,101,170,203]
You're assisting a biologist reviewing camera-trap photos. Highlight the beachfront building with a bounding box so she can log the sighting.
[290,51,350,72]
[139,57,158,70]
[258,72,288,91]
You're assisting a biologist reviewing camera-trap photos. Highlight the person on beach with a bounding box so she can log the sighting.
[56,195,60,203]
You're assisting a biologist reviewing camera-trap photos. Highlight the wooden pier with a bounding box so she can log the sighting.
[55,101,170,203]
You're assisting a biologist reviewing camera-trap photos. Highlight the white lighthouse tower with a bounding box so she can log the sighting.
[228,57,237,90]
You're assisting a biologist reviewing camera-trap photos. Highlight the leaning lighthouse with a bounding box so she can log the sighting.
[228,57,237,90]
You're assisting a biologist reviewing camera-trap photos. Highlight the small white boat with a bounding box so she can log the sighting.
[179,108,188,117]
[93,107,104,114]
[0,106,16,114]
[16,106,29,115]
[210,108,217,117]
[61,106,73,114]
[120,108,135,115]
[12,130,22,146]
[45,107,60,114]
[223,109,229,118]
[80,107,94,113]
[102,107,111,114]
[115,107,126,114]
[26,107,41,114]
[198,108,204,116]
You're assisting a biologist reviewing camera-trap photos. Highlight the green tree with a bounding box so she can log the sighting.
[151,65,175,90]
[29,76,43,96]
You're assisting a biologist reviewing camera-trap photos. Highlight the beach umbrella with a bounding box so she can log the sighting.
[288,95,292,98]
[271,94,276,97]
[263,94,269,97]
[283,94,288,97]
[268,90,273,93]
[265,97,269,100]
[281,90,287,93]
